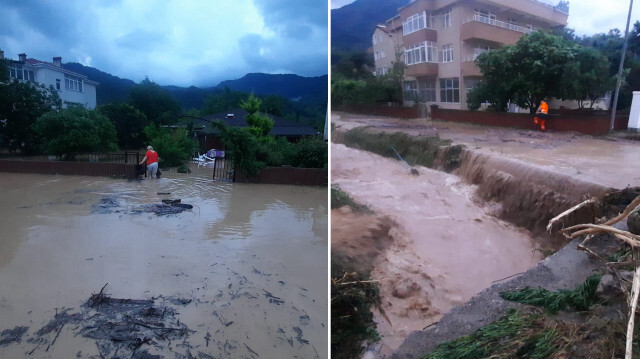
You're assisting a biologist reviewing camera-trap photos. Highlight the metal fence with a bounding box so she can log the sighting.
[212,157,235,182]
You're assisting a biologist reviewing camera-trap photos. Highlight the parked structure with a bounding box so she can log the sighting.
[373,0,569,110]
[1,51,98,109]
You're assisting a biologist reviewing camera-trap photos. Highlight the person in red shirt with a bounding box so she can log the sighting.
[533,100,549,131]
[139,146,160,178]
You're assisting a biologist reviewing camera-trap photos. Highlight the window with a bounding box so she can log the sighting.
[473,46,492,60]
[403,11,431,35]
[440,78,460,103]
[405,41,437,65]
[374,51,386,61]
[442,7,452,28]
[65,75,83,92]
[403,80,419,101]
[376,67,388,76]
[441,44,453,63]
[474,8,496,24]
[56,79,61,90]
[419,80,437,102]
[8,65,34,82]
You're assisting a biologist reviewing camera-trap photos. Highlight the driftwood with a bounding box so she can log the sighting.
[547,198,598,233]
[550,195,640,359]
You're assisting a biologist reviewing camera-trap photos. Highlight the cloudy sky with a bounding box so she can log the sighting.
[331,0,640,37]
[0,0,328,87]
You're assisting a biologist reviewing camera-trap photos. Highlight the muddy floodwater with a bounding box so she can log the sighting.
[332,144,542,355]
[0,165,327,358]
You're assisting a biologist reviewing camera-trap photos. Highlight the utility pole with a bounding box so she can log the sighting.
[610,0,634,131]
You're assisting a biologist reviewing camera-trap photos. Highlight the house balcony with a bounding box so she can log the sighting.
[461,57,482,77]
[405,62,438,77]
[477,0,568,26]
[402,27,437,47]
[461,15,531,45]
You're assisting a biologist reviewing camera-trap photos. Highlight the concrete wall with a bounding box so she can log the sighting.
[432,107,629,135]
[340,103,420,118]
[235,167,327,186]
[0,160,138,178]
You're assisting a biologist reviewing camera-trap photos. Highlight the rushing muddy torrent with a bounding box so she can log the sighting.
[0,165,327,358]
[332,136,611,356]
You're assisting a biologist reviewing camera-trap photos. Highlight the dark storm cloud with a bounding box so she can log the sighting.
[0,1,327,87]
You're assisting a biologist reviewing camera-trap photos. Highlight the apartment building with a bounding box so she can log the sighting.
[374,0,568,110]
[372,15,404,76]
[1,51,98,109]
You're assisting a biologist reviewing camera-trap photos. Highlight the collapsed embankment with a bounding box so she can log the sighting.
[447,148,611,238]
[332,126,621,357]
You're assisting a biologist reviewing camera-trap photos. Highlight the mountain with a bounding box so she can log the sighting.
[63,63,327,109]
[331,0,409,55]
[63,63,135,105]
[215,73,328,104]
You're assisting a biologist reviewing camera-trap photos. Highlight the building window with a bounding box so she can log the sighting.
[440,78,459,103]
[374,51,386,61]
[473,46,492,60]
[419,80,437,102]
[8,65,34,82]
[56,79,61,90]
[403,80,419,101]
[405,41,437,65]
[65,75,83,92]
[441,44,453,63]
[442,7,452,28]
[376,67,388,76]
[474,8,496,24]
[403,11,430,35]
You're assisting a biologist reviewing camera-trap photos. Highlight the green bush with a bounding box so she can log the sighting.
[291,137,328,168]
[143,124,197,168]
[32,106,117,159]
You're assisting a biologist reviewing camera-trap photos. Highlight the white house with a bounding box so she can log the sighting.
[1,51,98,109]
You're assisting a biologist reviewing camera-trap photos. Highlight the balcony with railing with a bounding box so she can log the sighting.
[480,0,568,24]
[461,15,530,45]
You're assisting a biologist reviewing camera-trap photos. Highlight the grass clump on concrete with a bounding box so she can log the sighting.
[425,309,559,359]
[343,127,451,168]
[499,274,602,314]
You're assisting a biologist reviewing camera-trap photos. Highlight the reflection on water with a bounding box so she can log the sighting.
[0,166,327,358]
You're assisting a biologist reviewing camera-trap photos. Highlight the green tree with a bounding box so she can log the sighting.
[209,121,264,175]
[98,103,148,149]
[143,124,197,167]
[32,106,117,159]
[129,77,181,125]
[0,79,62,153]
[560,46,614,109]
[471,31,577,113]
[240,93,274,138]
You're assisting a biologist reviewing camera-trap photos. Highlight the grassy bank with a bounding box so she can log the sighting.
[342,127,450,168]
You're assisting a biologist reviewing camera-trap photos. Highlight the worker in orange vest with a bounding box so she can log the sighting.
[533,100,549,131]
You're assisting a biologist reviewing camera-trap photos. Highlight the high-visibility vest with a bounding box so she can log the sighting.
[539,102,548,114]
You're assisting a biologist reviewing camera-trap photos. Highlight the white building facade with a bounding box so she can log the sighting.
[2,52,98,109]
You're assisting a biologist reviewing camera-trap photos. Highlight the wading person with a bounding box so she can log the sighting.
[533,100,549,131]
[139,146,159,179]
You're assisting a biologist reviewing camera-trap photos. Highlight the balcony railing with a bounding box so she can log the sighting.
[463,15,534,35]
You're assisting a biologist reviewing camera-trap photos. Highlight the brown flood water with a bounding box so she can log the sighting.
[0,165,327,358]
[332,143,542,355]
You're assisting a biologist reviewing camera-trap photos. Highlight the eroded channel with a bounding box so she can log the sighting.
[331,141,609,357]
[0,166,327,358]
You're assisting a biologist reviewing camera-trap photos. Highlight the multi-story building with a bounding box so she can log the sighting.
[372,15,404,77]
[1,51,98,109]
[374,0,568,110]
